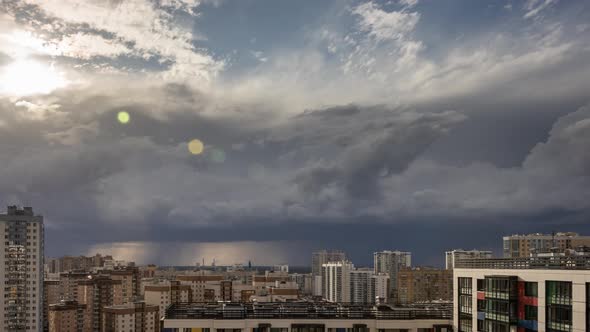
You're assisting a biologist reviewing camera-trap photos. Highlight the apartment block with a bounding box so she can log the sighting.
[161,302,453,332]
[0,206,44,332]
[446,249,493,270]
[503,233,590,258]
[77,275,123,332]
[396,268,452,305]
[176,274,224,302]
[102,301,159,332]
[322,261,354,303]
[454,256,590,332]
[48,301,86,332]
[144,281,191,317]
[44,280,61,332]
[374,250,412,300]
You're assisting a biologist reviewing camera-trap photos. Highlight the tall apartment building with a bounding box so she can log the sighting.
[77,275,123,332]
[0,206,44,332]
[503,232,590,258]
[322,261,354,302]
[350,268,375,304]
[396,267,453,305]
[44,280,61,332]
[454,256,590,332]
[102,301,159,332]
[445,249,493,269]
[373,250,411,299]
[106,267,141,304]
[48,301,86,332]
[312,250,347,277]
[373,273,390,303]
[144,281,191,317]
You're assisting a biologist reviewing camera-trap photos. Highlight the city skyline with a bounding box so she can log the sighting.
[1,1,590,266]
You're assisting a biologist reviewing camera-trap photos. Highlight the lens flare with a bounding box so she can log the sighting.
[188,139,204,155]
[117,111,130,124]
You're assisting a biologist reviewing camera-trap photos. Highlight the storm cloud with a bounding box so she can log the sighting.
[0,0,589,265]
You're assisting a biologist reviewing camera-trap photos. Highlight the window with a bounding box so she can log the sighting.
[546,281,572,332]
[524,305,537,320]
[524,282,538,297]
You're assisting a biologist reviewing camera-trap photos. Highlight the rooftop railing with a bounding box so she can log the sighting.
[164,302,452,320]
[455,256,590,270]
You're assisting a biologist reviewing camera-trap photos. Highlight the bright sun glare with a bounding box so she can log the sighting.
[0,59,69,96]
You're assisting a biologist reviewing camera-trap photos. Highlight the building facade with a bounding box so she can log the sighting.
[374,251,412,300]
[161,302,452,332]
[0,206,44,332]
[144,281,191,317]
[77,275,123,332]
[503,233,590,258]
[454,256,590,332]
[102,301,159,332]
[446,250,493,270]
[322,261,354,303]
[48,301,86,332]
[396,268,452,305]
[350,268,375,304]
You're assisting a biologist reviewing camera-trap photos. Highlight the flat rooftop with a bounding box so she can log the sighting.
[164,302,452,320]
[455,256,590,270]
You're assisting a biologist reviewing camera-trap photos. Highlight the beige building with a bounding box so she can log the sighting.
[44,280,62,332]
[503,232,590,258]
[144,281,191,317]
[106,268,140,304]
[102,301,159,332]
[48,301,86,332]
[176,274,223,301]
[0,206,44,332]
[396,267,453,304]
[77,275,123,332]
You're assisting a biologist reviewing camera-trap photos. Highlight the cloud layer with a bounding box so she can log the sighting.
[0,0,589,263]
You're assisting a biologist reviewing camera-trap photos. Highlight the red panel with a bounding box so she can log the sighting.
[477,291,485,300]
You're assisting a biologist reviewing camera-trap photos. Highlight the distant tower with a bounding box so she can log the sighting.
[248,260,252,270]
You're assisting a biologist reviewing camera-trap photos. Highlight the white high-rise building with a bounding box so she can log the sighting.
[373,250,411,298]
[0,206,44,332]
[372,273,390,303]
[312,250,347,298]
[350,268,374,304]
[445,249,493,269]
[322,261,354,302]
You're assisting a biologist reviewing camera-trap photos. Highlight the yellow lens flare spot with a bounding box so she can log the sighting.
[188,139,204,155]
[117,111,130,124]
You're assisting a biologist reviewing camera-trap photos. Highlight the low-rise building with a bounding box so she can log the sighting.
[161,302,453,332]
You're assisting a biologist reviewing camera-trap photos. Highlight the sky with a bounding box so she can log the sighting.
[0,0,589,267]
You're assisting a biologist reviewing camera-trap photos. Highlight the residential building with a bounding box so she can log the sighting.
[0,206,44,332]
[176,274,223,302]
[102,301,159,332]
[274,264,289,273]
[453,255,590,332]
[374,250,412,300]
[445,249,493,269]
[312,250,346,298]
[144,281,191,317]
[106,267,141,303]
[48,301,86,332]
[312,250,347,277]
[60,271,91,301]
[77,275,123,332]
[162,302,453,332]
[322,261,354,303]
[503,232,590,258]
[350,268,375,304]
[396,268,453,305]
[44,280,61,332]
[373,273,390,303]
